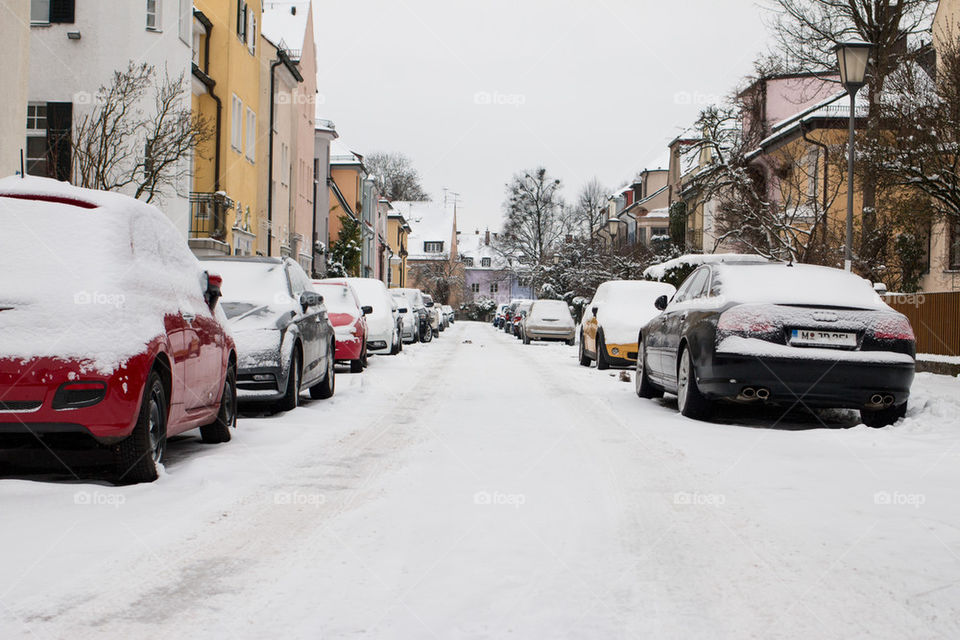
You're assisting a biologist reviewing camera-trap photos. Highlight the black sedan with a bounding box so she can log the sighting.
[635,262,916,427]
[202,257,336,411]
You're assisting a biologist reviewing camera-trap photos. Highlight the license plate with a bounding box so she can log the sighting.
[790,329,857,348]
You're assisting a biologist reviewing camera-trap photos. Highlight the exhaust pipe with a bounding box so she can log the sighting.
[756,388,770,400]
[870,394,884,406]
[739,387,757,400]
[882,394,895,407]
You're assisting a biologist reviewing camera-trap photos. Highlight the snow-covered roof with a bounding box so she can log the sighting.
[260,2,309,56]
[643,253,768,280]
[396,201,455,260]
[458,231,507,268]
[748,89,869,156]
[644,207,669,218]
[644,150,671,172]
[329,139,363,166]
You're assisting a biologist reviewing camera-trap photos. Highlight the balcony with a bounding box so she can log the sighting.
[188,192,233,257]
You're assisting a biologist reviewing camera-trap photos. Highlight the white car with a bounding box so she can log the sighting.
[422,294,441,338]
[441,305,455,327]
[391,290,424,343]
[345,277,402,355]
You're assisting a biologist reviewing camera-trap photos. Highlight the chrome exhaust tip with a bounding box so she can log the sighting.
[882,394,895,407]
[739,387,757,400]
[870,394,885,406]
[756,387,770,400]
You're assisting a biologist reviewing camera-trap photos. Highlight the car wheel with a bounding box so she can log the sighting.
[861,402,907,428]
[350,357,363,373]
[596,332,610,370]
[635,341,663,399]
[578,332,591,367]
[277,349,302,412]
[522,330,531,345]
[115,370,166,485]
[200,365,235,443]
[677,347,712,420]
[310,346,336,399]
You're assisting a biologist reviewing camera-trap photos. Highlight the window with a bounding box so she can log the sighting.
[32,0,74,23]
[674,268,709,303]
[245,108,256,161]
[424,241,443,253]
[144,138,154,176]
[231,95,242,151]
[481,257,491,267]
[805,147,819,201]
[490,283,499,293]
[25,104,48,177]
[248,12,256,54]
[463,257,474,267]
[178,0,191,43]
[471,283,480,293]
[31,0,50,22]
[638,227,647,245]
[951,223,960,271]
[280,143,288,184]
[236,0,247,42]
[146,0,160,30]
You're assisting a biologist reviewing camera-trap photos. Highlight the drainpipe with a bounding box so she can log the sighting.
[801,122,830,261]
[267,57,283,257]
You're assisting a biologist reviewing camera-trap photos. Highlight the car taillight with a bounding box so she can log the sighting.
[717,305,777,335]
[871,315,915,341]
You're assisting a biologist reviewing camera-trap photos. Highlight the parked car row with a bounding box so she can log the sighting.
[568,262,916,427]
[0,178,451,485]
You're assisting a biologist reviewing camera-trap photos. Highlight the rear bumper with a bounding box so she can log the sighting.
[526,327,575,341]
[698,353,915,409]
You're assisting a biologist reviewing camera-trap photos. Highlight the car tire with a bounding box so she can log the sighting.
[200,365,235,443]
[677,347,712,420]
[635,341,662,399]
[522,330,531,345]
[861,402,907,428]
[596,332,610,371]
[350,357,363,373]
[277,349,302,412]
[310,346,336,399]
[114,370,166,485]
[578,333,591,367]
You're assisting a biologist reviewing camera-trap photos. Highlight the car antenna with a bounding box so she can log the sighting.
[19,149,25,178]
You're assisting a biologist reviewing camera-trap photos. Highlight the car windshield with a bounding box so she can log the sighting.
[205,261,290,312]
[314,283,358,315]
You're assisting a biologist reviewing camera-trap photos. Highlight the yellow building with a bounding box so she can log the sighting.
[385,201,411,287]
[189,0,263,257]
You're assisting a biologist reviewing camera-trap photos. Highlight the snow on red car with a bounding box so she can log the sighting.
[312,279,370,373]
[0,177,237,484]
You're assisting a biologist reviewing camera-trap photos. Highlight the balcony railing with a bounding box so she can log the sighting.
[189,192,234,241]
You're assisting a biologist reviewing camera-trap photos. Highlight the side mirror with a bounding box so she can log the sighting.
[654,295,668,311]
[361,305,373,315]
[425,301,434,307]
[591,306,598,316]
[299,291,323,312]
[205,272,222,308]
[399,307,408,314]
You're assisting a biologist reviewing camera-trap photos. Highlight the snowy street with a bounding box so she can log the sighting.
[3,321,960,639]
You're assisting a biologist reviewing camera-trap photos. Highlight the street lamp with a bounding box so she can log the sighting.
[834,40,872,272]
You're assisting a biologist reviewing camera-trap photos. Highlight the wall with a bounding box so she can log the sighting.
[0,0,29,177]
[29,0,192,232]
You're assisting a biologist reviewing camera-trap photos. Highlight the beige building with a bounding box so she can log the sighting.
[0,0,29,177]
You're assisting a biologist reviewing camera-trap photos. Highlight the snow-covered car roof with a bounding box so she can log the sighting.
[0,176,208,374]
[713,263,888,309]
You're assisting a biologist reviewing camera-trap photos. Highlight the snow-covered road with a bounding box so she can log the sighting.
[2,321,960,639]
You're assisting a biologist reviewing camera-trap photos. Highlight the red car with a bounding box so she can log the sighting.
[313,280,370,373]
[0,177,237,484]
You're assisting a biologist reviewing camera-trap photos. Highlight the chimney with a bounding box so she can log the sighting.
[484,229,490,246]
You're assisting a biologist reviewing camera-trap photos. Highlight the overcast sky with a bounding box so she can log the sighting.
[311,0,772,233]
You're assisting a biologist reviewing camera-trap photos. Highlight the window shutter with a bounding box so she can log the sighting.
[45,102,72,181]
[49,0,74,23]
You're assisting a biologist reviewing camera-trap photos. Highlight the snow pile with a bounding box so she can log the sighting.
[0,177,207,374]
[716,263,888,309]
[643,253,766,280]
[593,280,676,344]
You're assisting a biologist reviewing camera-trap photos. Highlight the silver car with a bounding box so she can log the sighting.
[521,300,576,345]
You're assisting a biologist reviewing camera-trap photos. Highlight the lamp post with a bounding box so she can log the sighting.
[605,218,625,252]
[834,40,872,272]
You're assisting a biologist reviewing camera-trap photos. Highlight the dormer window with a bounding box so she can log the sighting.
[463,257,474,266]
[481,257,492,267]
[424,241,443,253]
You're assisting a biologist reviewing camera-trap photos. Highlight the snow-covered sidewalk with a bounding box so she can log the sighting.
[1,321,959,639]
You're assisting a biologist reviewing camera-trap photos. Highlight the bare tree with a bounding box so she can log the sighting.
[410,259,464,305]
[72,61,212,203]
[500,167,569,267]
[571,177,608,239]
[365,152,430,201]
